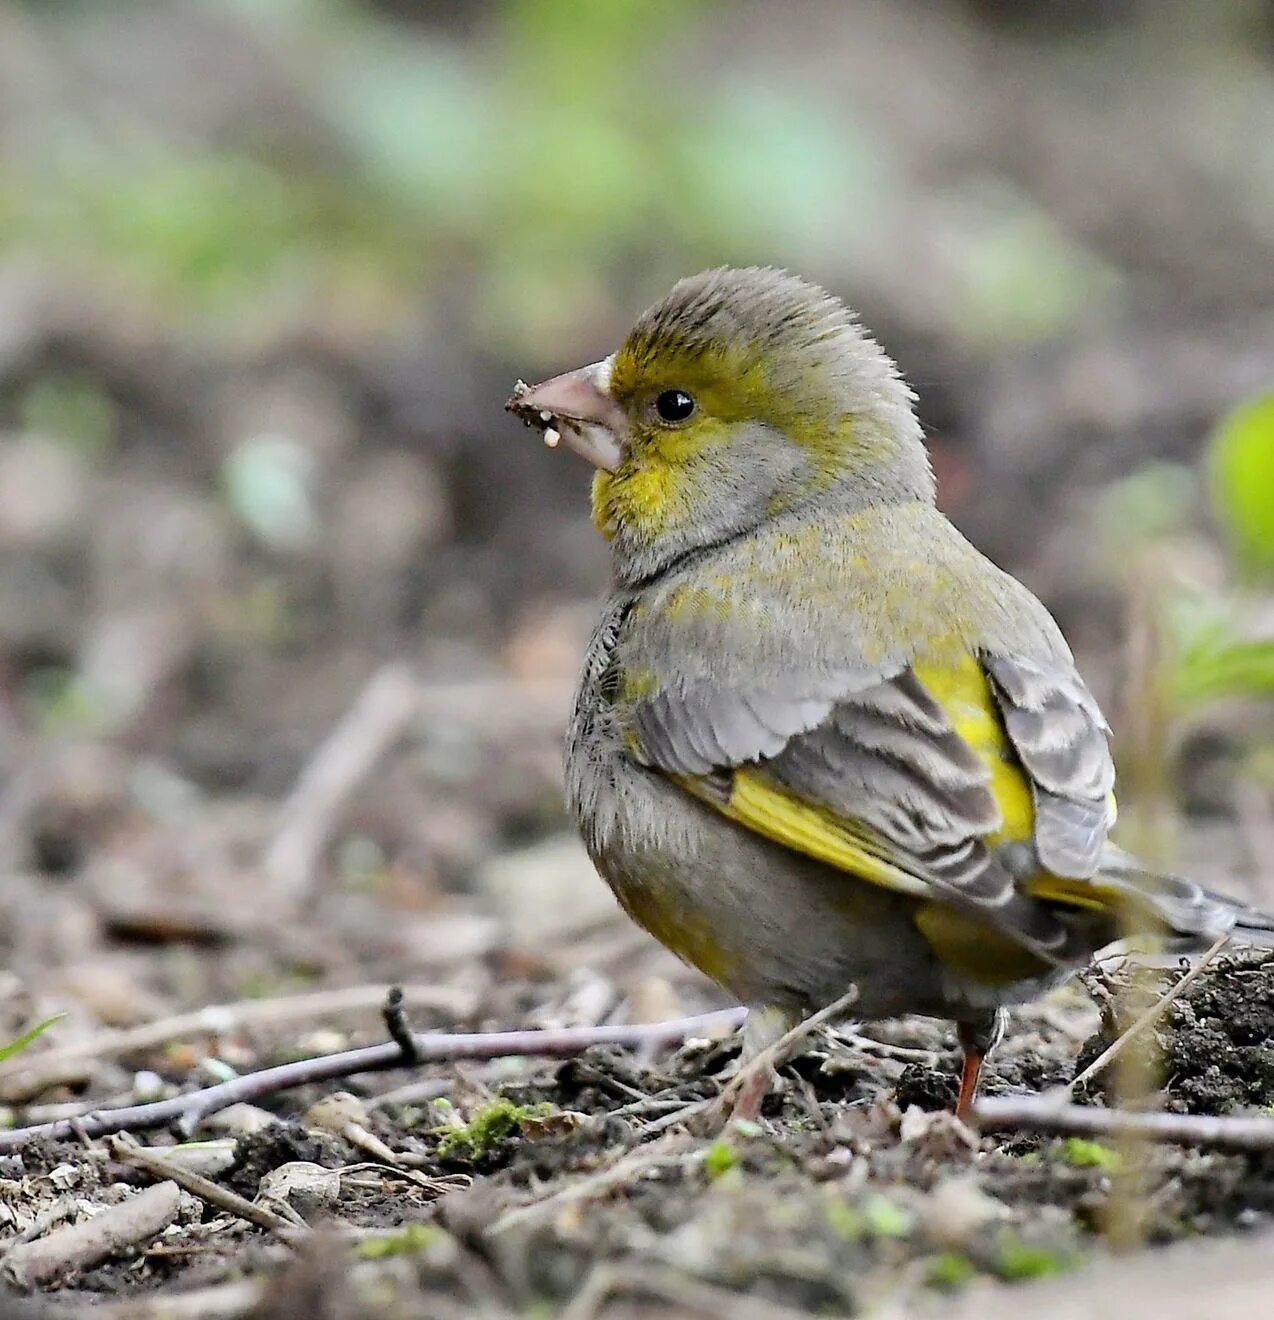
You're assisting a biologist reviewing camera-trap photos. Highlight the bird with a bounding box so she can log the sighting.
[507,266,1274,1121]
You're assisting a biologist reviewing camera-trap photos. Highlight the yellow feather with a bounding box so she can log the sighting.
[910,652,1035,846]
[675,650,1124,961]
[680,770,931,898]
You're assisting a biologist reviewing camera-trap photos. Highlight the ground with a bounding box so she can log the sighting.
[6,945,1274,1318]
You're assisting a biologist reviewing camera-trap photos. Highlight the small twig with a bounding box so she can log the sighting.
[263,664,422,906]
[975,1093,1274,1151]
[0,1181,183,1288]
[831,1030,940,1065]
[110,1134,299,1238]
[336,1161,470,1198]
[381,986,418,1065]
[640,1097,715,1137]
[0,982,475,1096]
[489,1134,698,1236]
[1,1196,78,1248]
[0,1008,747,1150]
[367,1076,453,1110]
[87,1278,263,1320]
[716,985,860,1110]
[561,1261,820,1320]
[1069,934,1229,1095]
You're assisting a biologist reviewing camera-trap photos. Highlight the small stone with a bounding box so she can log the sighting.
[203,1104,278,1136]
[256,1162,341,1210]
[919,1175,1008,1248]
[302,1091,368,1135]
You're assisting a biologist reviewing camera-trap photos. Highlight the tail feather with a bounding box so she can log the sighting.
[1096,843,1274,949]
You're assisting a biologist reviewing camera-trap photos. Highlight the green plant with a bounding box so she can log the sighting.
[926,1250,976,1290]
[1059,1137,1122,1172]
[703,1138,740,1180]
[995,1236,1079,1281]
[435,1097,555,1159]
[0,1015,64,1064]
[1210,390,1274,579]
[355,1223,440,1259]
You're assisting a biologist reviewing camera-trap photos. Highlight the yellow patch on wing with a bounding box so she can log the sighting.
[679,769,932,899]
[1023,876,1109,912]
[1025,874,1164,932]
[911,651,1034,847]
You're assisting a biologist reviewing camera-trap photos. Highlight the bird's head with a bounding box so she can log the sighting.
[508,267,932,584]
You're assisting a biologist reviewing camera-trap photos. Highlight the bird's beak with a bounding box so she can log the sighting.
[506,356,625,472]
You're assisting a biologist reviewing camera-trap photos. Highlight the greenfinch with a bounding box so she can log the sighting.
[508,267,1274,1118]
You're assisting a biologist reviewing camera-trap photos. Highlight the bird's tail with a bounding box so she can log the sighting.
[1097,844,1274,950]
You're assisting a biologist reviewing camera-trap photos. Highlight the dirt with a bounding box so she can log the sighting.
[6,960,1274,1318]
[1076,950,1274,1115]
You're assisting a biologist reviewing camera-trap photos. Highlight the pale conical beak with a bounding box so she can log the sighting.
[506,357,626,472]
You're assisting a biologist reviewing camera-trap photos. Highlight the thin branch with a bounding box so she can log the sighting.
[975,1093,1274,1151]
[109,1134,299,1238]
[830,1029,939,1065]
[0,1007,746,1151]
[0,982,475,1097]
[262,663,423,906]
[0,1181,183,1288]
[1069,934,1229,1094]
[381,985,418,1065]
[715,985,860,1111]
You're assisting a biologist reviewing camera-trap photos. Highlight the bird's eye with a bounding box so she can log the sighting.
[654,389,696,424]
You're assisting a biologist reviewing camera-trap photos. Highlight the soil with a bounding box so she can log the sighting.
[6,957,1274,1318]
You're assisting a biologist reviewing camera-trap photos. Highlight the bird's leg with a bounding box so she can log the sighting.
[726,1003,800,1122]
[955,1010,1005,1123]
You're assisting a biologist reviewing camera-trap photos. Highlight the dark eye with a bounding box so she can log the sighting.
[654,389,696,424]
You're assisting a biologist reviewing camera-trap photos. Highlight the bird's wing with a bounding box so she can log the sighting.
[619,648,1082,962]
[983,655,1116,879]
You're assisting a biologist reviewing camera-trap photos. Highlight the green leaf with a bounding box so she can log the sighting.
[996,1236,1079,1281]
[1060,1137,1122,1171]
[1210,390,1274,579]
[0,1014,65,1064]
[1165,596,1274,705]
[355,1224,439,1259]
[703,1138,740,1180]
[927,1250,976,1290]
[863,1194,914,1238]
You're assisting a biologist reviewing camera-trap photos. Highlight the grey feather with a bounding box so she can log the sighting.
[627,664,1078,960]
[987,655,1116,877]
[630,677,858,778]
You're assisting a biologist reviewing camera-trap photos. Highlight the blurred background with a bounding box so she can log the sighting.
[0,0,1272,1058]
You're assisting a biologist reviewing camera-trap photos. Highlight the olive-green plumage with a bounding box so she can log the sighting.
[511,267,1274,1100]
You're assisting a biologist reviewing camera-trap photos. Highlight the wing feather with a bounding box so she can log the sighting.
[626,665,1073,960]
[986,656,1116,878]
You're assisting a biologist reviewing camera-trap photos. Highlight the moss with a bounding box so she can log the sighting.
[704,1139,740,1181]
[435,1098,555,1160]
[355,1224,440,1259]
[1060,1137,1122,1171]
[863,1195,914,1239]
[926,1251,976,1290]
[824,1198,866,1240]
[825,1194,913,1241]
[995,1236,1079,1281]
